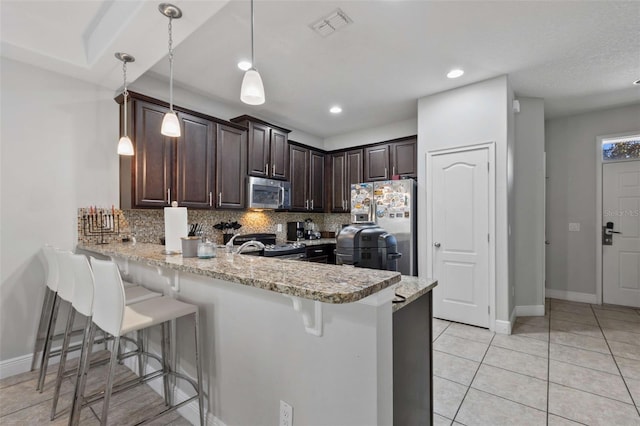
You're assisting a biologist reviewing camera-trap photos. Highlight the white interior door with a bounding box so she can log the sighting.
[431,147,490,328]
[603,160,640,307]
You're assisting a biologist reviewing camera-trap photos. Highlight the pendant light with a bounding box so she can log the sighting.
[116,52,135,156]
[159,3,182,137]
[240,0,265,105]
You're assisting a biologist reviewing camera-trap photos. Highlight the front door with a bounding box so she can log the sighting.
[431,147,490,328]
[603,160,640,307]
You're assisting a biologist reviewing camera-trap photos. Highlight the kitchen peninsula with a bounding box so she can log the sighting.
[77,241,435,425]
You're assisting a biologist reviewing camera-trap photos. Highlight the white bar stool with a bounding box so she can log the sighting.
[36,249,162,392]
[32,246,59,374]
[70,258,205,426]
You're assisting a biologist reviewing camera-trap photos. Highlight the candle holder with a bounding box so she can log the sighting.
[82,208,120,244]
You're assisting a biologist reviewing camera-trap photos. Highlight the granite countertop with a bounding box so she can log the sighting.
[287,238,336,246]
[77,242,400,304]
[392,276,438,312]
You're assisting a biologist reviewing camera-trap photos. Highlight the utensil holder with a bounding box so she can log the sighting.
[181,236,202,258]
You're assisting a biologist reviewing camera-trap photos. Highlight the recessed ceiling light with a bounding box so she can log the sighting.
[447,69,464,79]
[330,106,342,114]
[634,79,640,85]
[237,61,252,71]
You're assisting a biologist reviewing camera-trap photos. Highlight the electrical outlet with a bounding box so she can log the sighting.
[280,400,293,426]
[569,222,580,232]
[277,223,283,232]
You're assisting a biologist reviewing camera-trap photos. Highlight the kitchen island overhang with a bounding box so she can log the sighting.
[77,242,406,425]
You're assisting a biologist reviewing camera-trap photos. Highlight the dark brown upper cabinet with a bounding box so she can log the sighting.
[330,149,363,212]
[230,115,290,180]
[118,92,247,210]
[364,137,417,181]
[289,143,325,212]
[216,124,247,209]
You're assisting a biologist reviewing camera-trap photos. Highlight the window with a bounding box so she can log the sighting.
[602,135,640,161]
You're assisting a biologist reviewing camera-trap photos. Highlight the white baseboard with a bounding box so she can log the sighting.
[494,307,516,335]
[545,288,597,304]
[515,305,545,317]
[0,353,33,380]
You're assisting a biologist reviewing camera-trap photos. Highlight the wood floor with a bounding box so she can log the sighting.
[0,351,190,425]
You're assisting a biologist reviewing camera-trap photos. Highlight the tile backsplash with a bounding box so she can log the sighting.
[78,208,350,245]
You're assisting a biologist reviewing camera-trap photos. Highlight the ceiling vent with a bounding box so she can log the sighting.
[310,8,353,37]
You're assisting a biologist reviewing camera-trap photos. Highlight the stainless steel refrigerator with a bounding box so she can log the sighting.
[350,179,417,276]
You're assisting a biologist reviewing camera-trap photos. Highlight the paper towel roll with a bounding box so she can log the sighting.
[164,206,188,253]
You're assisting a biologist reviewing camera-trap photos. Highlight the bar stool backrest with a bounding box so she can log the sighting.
[56,250,75,303]
[69,254,95,318]
[42,246,59,292]
[89,258,126,337]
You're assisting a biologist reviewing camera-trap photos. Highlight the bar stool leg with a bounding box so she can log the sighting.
[194,311,205,426]
[161,321,171,406]
[50,308,75,419]
[99,336,121,426]
[37,295,61,392]
[31,288,54,371]
[70,320,96,426]
[137,330,144,377]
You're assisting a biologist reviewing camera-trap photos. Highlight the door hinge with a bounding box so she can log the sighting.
[488,306,490,314]
[487,233,490,243]
[487,162,490,172]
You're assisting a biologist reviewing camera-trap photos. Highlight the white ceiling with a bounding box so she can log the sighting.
[2,0,639,138]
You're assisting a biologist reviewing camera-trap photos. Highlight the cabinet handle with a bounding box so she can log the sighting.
[167,188,171,204]
[218,192,222,207]
[311,200,314,210]
[265,163,268,175]
[305,200,309,210]
[272,164,276,176]
[209,192,213,207]
[384,167,388,178]
[392,166,396,176]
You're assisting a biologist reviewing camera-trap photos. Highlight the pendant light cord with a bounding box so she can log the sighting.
[168,16,174,111]
[250,0,255,69]
[122,60,128,137]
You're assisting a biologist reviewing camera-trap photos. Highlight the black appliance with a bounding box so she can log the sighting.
[287,222,305,241]
[335,224,402,271]
[234,233,306,260]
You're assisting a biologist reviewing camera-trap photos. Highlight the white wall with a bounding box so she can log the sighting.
[514,98,546,310]
[323,118,417,151]
[131,75,324,149]
[545,104,640,298]
[417,75,512,326]
[0,57,119,361]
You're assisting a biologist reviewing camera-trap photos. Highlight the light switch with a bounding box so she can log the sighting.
[569,223,580,232]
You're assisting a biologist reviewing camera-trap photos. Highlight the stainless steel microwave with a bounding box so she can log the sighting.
[247,176,291,210]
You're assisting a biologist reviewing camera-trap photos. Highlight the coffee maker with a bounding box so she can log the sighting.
[287,222,305,241]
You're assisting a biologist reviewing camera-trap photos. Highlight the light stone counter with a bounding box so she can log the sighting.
[392,276,438,312]
[286,238,336,246]
[77,242,400,304]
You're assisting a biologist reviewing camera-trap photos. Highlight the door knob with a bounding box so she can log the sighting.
[434,242,441,248]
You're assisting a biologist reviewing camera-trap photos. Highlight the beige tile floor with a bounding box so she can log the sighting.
[433,298,640,426]
[0,351,190,425]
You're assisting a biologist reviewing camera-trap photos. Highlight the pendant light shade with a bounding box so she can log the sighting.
[240,69,265,105]
[117,136,135,156]
[241,0,265,105]
[159,3,182,137]
[115,52,135,156]
[161,111,181,137]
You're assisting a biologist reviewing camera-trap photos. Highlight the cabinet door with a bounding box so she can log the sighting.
[134,101,175,207]
[247,122,270,177]
[309,150,325,212]
[346,148,364,205]
[364,145,390,181]
[330,153,346,212]
[391,138,417,177]
[270,128,289,180]
[216,124,247,209]
[176,112,215,209]
[289,145,309,211]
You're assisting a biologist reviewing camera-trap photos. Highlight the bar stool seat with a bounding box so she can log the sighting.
[121,297,196,335]
[124,285,162,304]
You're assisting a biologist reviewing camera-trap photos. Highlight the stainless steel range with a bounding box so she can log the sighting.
[231,233,306,260]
